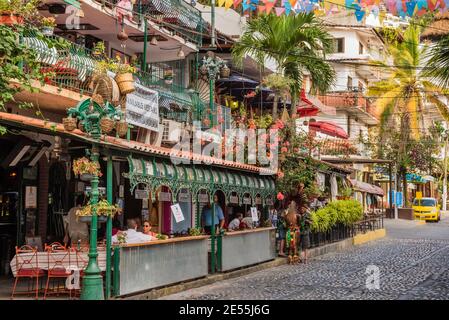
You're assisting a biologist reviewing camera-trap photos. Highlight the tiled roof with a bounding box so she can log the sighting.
[319,138,360,156]
[0,112,275,175]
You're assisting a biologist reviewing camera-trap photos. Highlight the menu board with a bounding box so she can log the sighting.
[171,203,185,223]
[250,207,259,222]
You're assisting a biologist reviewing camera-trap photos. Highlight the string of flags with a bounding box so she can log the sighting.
[216,0,449,21]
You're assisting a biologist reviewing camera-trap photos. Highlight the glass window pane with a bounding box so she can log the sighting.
[186,168,195,181]
[156,162,165,177]
[132,159,143,174]
[145,161,154,176]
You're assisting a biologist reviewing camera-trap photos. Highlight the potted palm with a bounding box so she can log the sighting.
[72,157,103,181]
[41,16,56,36]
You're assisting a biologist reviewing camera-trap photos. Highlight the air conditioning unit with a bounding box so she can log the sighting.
[161,120,182,145]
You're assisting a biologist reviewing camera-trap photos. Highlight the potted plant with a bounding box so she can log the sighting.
[111,55,136,94]
[338,187,353,200]
[41,16,56,36]
[62,114,77,131]
[76,199,121,223]
[99,116,115,134]
[72,157,102,181]
[163,69,173,84]
[92,41,106,57]
[0,0,39,25]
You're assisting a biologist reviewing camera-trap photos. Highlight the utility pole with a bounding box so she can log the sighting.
[443,133,448,211]
[211,0,216,48]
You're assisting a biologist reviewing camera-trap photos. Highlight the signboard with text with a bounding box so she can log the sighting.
[135,189,149,200]
[159,192,172,202]
[198,194,209,203]
[171,203,185,223]
[126,83,159,132]
[250,207,259,222]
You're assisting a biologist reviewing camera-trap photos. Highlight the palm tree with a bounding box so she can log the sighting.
[368,25,449,206]
[426,34,449,89]
[232,13,335,119]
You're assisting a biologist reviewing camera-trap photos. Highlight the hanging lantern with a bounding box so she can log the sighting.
[117,30,128,42]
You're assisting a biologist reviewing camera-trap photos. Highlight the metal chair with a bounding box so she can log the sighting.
[43,243,72,299]
[11,245,45,300]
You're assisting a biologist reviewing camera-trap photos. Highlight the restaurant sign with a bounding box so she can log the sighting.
[243,196,252,205]
[265,198,274,206]
[178,192,191,202]
[255,197,262,205]
[159,192,172,202]
[198,194,209,203]
[135,189,149,199]
[229,195,239,204]
[126,83,159,132]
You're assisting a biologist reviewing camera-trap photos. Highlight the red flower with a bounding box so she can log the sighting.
[277,192,285,201]
[277,170,284,179]
[281,146,288,153]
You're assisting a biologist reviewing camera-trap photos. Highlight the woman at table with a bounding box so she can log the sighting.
[142,220,157,237]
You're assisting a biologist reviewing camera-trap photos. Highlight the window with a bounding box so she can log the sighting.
[359,42,364,54]
[332,38,345,53]
[347,76,353,90]
[413,199,436,207]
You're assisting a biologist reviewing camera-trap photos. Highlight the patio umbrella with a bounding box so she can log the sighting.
[309,121,349,139]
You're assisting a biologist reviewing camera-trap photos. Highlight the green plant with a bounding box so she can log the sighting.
[77,200,121,217]
[72,157,102,177]
[92,41,106,55]
[310,206,332,232]
[0,0,40,17]
[41,16,56,27]
[340,187,353,198]
[156,233,168,240]
[188,228,202,236]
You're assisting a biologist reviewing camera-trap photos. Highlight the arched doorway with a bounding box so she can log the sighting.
[47,162,68,243]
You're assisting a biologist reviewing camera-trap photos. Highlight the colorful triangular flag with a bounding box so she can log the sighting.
[218,0,226,7]
[225,0,233,9]
[233,0,242,9]
[406,0,417,16]
[284,0,292,14]
[275,6,286,15]
[264,0,276,13]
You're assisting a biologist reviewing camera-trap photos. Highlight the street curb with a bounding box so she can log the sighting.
[114,233,383,300]
[353,228,386,245]
[415,220,426,225]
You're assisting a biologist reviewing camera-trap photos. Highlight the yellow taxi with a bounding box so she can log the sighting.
[412,197,441,222]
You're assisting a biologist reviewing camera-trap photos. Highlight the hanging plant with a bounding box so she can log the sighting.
[72,157,102,177]
[76,200,122,218]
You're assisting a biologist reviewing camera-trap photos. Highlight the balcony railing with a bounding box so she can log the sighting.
[317,91,379,120]
[96,0,205,46]
[21,32,206,124]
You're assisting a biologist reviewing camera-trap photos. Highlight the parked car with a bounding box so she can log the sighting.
[412,197,441,222]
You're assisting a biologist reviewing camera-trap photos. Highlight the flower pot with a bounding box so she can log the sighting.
[220,66,230,78]
[63,117,77,131]
[41,26,54,36]
[100,117,115,134]
[0,13,24,26]
[116,120,128,138]
[80,173,94,182]
[114,73,135,95]
[78,215,108,223]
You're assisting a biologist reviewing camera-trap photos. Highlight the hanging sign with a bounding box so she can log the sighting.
[135,189,149,200]
[198,193,209,203]
[178,192,191,202]
[171,203,185,223]
[255,197,262,205]
[265,198,274,206]
[229,195,239,204]
[250,207,259,222]
[126,83,159,132]
[159,192,172,202]
[25,186,37,209]
[243,196,252,205]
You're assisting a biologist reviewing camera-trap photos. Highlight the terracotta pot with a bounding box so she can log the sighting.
[0,13,24,26]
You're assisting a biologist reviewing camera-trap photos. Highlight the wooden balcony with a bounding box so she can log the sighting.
[317,91,379,124]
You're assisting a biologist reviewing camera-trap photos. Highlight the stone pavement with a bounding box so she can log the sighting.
[161,214,449,300]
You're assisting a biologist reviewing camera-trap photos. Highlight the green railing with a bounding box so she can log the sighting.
[98,0,205,46]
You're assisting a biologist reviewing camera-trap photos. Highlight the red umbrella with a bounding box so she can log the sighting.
[309,121,349,139]
[297,106,319,117]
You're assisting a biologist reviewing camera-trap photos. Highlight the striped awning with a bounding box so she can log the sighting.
[67,53,96,82]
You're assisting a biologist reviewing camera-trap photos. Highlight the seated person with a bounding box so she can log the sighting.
[240,212,254,229]
[228,213,243,231]
[112,218,156,244]
[142,220,158,237]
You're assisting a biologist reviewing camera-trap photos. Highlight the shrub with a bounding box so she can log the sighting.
[311,199,363,231]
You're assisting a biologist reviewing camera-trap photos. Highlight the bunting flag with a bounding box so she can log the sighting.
[225,0,233,9]
[233,0,242,9]
[416,0,428,9]
[275,6,286,15]
[284,0,292,14]
[355,7,366,21]
[242,0,251,11]
[289,0,298,7]
[217,0,226,7]
[262,0,276,13]
[406,0,417,16]
[258,5,266,12]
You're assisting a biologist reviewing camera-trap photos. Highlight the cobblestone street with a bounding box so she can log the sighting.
[161,215,449,300]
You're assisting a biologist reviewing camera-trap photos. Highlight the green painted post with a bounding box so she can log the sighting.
[105,156,113,299]
[113,247,120,297]
[216,229,223,272]
[141,18,147,72]
[210,201,215,273]
[81,144,104,300]
[209,78,214,126]
[196,200,200,229]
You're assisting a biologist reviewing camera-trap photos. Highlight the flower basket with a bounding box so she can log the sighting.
[100,117,115,134]
[80,173,94,182]
[0,13,24,26]
[73,157,102,177]
[78,215,108,223]
[63,117,77,131]
[116,120,128,138]
[114,73,135,95]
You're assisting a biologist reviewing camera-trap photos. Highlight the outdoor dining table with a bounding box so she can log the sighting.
[9,249,107,277]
